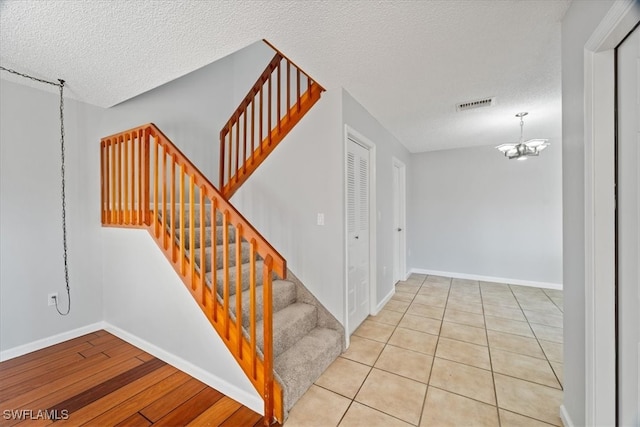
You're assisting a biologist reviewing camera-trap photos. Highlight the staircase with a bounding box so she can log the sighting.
[174,206,343,415]
[99,41,339,426]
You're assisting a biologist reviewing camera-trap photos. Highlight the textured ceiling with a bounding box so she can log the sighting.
[0,0,571,152]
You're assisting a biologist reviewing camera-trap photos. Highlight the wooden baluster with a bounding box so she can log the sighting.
[227,122,232,185]
[219,129,226,193]
[259,86,264,154]
[189,175,196,290]
[235,224,243,359]
[287,61,291,122]
[262,255,274,425]
[153,136,159,236]
[223,210,230,340]
[250,238,257,379]
[143,129,151,226]
[277,60,281,134]
[235,116,240,182]
[243,108,247,174]
[110,140,114,223]
[138,130,143,224]
[179,164,185,275]
[211,200,218,323]
[308,76,312,95]
[170,155,176,262]
[129,133,135,224]
[200,188,206,305]
[251,95,255,162]
[296,68,301,113]
[100,141,106,224]
[117,136,122,223]
[268,74,272,147]
[123,134,129,224]
[161,145,167,249]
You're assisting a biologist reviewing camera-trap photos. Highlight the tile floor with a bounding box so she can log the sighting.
[285,274,564,426]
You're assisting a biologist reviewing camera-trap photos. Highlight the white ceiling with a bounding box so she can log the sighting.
[0,0,570,153]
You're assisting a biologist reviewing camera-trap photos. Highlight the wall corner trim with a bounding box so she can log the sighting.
[104,323,264,415]
[559,404,574,427]
[373,287,395,315]
[0,322,106,362]
[409,268,563,290]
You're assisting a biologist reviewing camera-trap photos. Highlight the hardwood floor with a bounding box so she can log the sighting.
[0,331,266,426]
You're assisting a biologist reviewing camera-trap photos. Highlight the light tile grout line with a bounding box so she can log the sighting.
[417,275,452,427]
[479,280,503,427]
[508,284,564,391]
[335,274,427,426]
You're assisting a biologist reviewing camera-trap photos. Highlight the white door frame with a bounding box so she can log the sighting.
[344,125,377,345]
[392,157,407,282]
[583,1,639,425]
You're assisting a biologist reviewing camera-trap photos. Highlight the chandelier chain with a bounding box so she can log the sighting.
[0,66,71,315]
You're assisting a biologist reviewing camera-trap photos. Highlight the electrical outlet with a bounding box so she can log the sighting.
[317,213,325,226]
[48,293,58,307]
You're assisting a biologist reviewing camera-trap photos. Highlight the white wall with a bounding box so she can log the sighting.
[408,144,563,286]
[232,87,413,330]
[103,40,274,186]
[0,79,105,354]
[231,89,345,322]
[101,228,261,412]
[560,1,616,425]
[342,89,412,308]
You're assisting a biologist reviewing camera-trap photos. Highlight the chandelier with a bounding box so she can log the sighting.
[496,112,549,160]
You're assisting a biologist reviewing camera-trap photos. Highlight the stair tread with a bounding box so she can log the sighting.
[274,327,342,412]
[228,280,296,326]
[266,302,316,329]
[257,302,317,359]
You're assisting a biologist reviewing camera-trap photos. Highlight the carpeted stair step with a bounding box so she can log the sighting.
[181,225,236,249]
[158,206,223,229]
[205,260,266,297]
[191,242,254,273]
[228,280,296,327]
[256,303,317,359]
[275,327,343,412]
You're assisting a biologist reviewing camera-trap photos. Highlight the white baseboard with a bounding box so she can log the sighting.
[373,287,395,315]
[0,322,106,362]
[104,323,264,415]
[559,404,573,427]
[409,268,563,290]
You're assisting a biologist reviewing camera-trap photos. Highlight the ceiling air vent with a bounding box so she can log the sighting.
[456,97,496,112]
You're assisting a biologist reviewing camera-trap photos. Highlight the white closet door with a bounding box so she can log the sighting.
[347,138,370,334]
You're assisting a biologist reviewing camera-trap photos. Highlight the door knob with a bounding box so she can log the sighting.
[397,228,402,232]
[355,235,359,239]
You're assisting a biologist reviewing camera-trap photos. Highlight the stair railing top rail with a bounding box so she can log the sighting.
[100,122,286,279]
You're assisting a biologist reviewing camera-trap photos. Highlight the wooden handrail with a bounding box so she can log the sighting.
[219,44,325,199]
[100,123,285,423]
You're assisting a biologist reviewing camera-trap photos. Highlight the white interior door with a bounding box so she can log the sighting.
[392,160,406,283]
[616,24,640,426]
[347,138,370,334]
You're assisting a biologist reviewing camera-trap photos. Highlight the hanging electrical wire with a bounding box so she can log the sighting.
[0,66,71,315]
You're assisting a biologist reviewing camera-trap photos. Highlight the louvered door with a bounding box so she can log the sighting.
[347,138,370,334]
